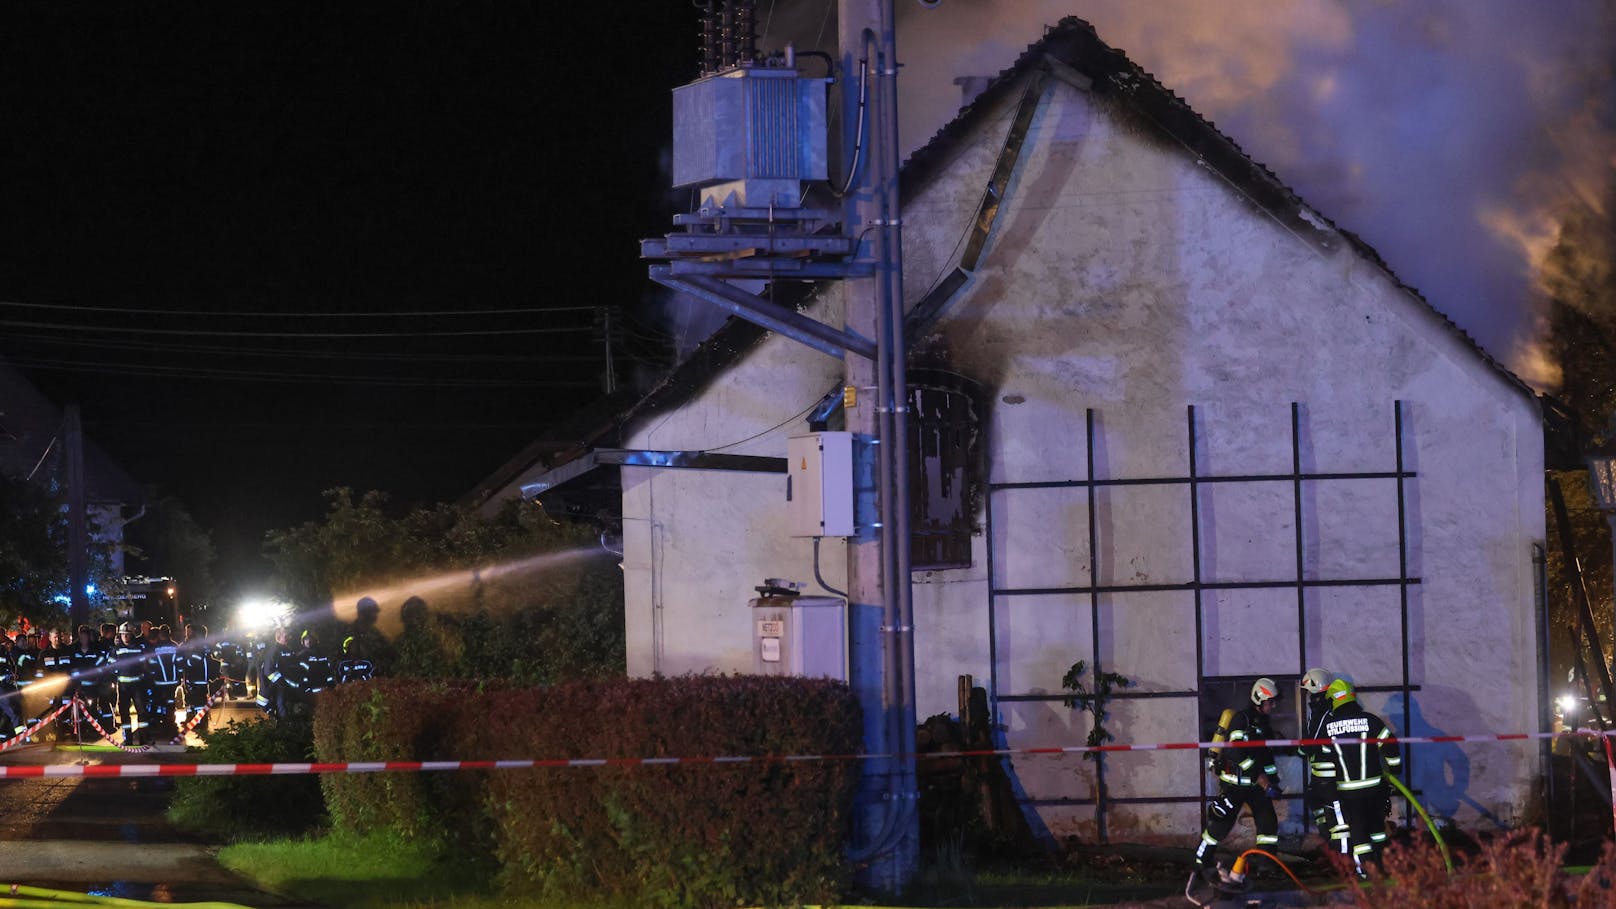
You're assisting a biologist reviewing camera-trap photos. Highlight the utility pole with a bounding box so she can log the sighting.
[65,405,89,629]
[841,0,918,892]
[600,306,618,395]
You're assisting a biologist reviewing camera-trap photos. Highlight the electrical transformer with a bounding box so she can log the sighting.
[672,64,829,209]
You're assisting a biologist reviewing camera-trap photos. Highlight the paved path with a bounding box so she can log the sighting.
[0,703,320,908]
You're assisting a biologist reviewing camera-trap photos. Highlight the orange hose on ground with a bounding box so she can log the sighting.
[1232,848,1316,893]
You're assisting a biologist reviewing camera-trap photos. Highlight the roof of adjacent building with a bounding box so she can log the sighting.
[479,16,1537,502]
[0,360,145,505]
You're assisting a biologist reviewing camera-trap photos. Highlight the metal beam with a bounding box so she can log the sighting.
[519,448,787,499]
[906,70,1049,340]
[651,269,877,360]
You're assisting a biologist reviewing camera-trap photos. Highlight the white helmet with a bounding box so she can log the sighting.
[1251,677,1280,706]
[1300,668,1334,695]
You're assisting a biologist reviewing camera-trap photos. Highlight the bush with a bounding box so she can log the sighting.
[1344,831,1616,908]
[168,715,325,840]
[313,678,497,857]
[454,675,862,909]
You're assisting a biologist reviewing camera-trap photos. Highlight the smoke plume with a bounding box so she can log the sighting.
[757,0,1616,388]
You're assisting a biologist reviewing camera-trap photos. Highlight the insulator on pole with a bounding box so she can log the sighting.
[697,1,719,75]
[719,0,737,69]
[736,0,756,65]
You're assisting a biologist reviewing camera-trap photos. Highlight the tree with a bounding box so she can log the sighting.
[1541,190,1616,690]
[125,496,219,611]
[263,489,624,684]
[0,474,69,627]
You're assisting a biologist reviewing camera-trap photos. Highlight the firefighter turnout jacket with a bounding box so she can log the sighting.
[1308,701,1401,793]
[1214,704,1279,788]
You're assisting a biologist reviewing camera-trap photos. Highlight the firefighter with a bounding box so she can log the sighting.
[145,625,183,742]
[1195,678,1283,873]
[336,636,375,685]
[292,629,333,715]
[213,634,247,699]
[1312,678,1402,876]
[256,626,297,719]
[1298,668,1337,840]
[0,636,24,740]
[59,625,108,741]
[40,631,71,741]
[179,623,214,735]
[111,623,148,744]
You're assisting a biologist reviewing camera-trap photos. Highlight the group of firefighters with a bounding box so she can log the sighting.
[1195,668,1403,880]
[0,619,376,746]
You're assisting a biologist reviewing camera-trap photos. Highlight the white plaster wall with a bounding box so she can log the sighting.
[621,292,849,678]
[621,77,1545,843]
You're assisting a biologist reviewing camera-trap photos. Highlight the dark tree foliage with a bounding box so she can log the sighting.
[0,473,68,626]
[125,495,219,609]
[1541,191,1616,691]
[263,489,624,684]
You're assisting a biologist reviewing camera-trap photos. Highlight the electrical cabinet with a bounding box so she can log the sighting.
[750,594,845,680]
[787,432,854,537]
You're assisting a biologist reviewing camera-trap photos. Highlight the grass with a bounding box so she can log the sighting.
[217,830,499,909]
[217,831,1178,909]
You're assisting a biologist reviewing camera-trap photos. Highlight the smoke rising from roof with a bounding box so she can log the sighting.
[763,0,1616,388]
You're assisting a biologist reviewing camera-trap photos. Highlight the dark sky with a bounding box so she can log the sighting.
[0,1,701,589]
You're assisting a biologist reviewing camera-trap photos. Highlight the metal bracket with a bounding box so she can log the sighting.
[650,269,877,361]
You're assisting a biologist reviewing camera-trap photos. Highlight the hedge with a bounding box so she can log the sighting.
[314,675,861,908]
[313,678,498,852]
[168,715,326,840]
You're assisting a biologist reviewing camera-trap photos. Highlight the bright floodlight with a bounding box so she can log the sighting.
[237,597,292,630]
[1558,694,1579,716]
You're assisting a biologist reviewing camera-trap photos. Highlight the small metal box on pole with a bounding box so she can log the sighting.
[787,432,854,537]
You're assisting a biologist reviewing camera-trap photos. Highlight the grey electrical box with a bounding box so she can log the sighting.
[787,432,854,537]
[672,66,829,209]
[751,593,845,679]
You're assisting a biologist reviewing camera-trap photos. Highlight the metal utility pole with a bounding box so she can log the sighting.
[641,0,918,889]
[841,0,919,892]
[65,405,89,629]
[600,306,618,394]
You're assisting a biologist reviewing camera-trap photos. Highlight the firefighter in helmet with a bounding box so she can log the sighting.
[1312,678,1402,877]
[1195,678,1283,873]
[1298,667,1337,840]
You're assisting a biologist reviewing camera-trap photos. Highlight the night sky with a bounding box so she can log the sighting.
[0,2,701,587]
[3,1,1612,595]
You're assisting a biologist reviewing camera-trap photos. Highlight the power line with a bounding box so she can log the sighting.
[0,299,613,319]
[0,318,594,339]
[2,356,600,388]
[1,332,610,364]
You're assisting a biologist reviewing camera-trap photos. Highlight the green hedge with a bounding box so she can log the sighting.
[314,675,861,908]
[168,715,326,840]
[313,678,495,852]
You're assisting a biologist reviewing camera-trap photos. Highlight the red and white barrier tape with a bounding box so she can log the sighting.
[0,702,74,754]
[68,700,153,754]
[171,689,227,743]
[0,728,1608,779]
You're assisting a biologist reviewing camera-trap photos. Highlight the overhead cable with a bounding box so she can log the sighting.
[0,299,610,318]
[0,318,593,339]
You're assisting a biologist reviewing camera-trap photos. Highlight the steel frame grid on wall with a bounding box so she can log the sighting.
[982,402,1421,842]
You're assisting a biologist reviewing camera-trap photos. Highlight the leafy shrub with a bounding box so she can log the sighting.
[1343,830,1616,908]
[168,715,325,840]
[313,678,497,857]
[453,675,861,909]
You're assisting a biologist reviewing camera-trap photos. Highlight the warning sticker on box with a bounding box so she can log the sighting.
[760,637,782,662]
[758,620,785,638]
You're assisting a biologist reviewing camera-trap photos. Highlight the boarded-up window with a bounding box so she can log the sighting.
[908,370,983,570]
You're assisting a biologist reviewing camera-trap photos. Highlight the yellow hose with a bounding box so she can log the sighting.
[1385,772,1452,872]
[0,884,253,909]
